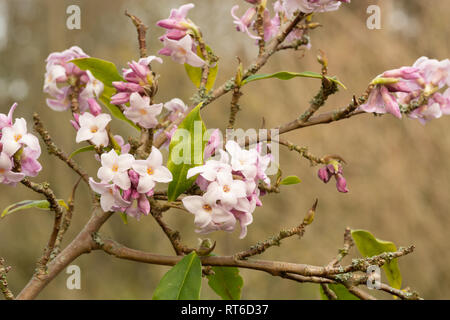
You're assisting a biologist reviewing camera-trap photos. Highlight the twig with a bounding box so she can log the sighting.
[21,179,65,274]
[320,284,338,300]
[298,77,338,123]
[276,138,323,165]
[327,227,354,268]
[52,177,82,258]
[0,258,14,300]
[125,11,148,58]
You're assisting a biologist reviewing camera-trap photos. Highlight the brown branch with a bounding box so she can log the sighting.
[276,138,324,165]
[150,199,192,256]
[125,11,148,58]
[327,227,354,268]
[320,284,338,300]
[0,258,14,300]
[16,209,113,300]
[21,179,65,274]
[227,83,243,129]
[299,77,338,123]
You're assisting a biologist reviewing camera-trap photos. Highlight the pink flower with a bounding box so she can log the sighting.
[164,98,188,121]
[204,129,223,160]
[75,112,111,147]
[231,5,261,40]
[317,163,348,193]
[131,147,173,193]
[159,35,205,67]
[203,171,247,208]
[89,178,130,212]
[1,118,40,157]
[263,10,280,42]
[0,152,25,185]
[283,0,349,16]
[97,150,134,190]
[0,103,17,131]
[157,3,196,40]
[20,147,42,177]
[226,140,258,179]
[182,195,236,233]
[124,93,163,129]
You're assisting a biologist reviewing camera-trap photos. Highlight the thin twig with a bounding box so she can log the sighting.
[125,11,148,58]
[0,258,14,300]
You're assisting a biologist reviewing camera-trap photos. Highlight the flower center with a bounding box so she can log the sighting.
[178,47,187,55]
[0,168,5,174]
[111,164,119,172]
[223,185,231,193]
[108,188,114,195]
[202,204,212,212]
[90,125,98,133]
[139,108,148,115]
[147,167,154,175]
[14,134,22,142]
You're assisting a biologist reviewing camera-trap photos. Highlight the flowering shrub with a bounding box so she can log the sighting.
[1,0,446,300]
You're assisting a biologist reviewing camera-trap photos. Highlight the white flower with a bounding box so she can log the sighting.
[43,64,67,96]
[204,170,247,208]
[162,35,206,67]
[187,150,231,181]
[132,147,173,193]
[124,93,163,129]
[97,150,134,190]
[89,178,130,212]
[76,112,111,147]
[225,140,258,179]
[182,195,236,232]
[164,98,187,113]
[0,152,25,184]
[0,118,40,156]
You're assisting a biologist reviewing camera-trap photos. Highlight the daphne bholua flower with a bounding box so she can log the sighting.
[75,111,111,147]
[89,178,130,212]
[97,150,134,190]
[160,35,205,67]
[317,162,348,193]
[123,92,163,129]
[132,147,173,193]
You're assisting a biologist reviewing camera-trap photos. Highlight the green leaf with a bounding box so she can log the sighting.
[71,57,140,131]
[70,57,123,86]
[319,284,359,300]
[1,199,68,218]
[69,145,96,159]
[119,212,128,225]
[152,252,202,300]
[242,71,346,89]
[280,175,302,185]
[167,103,207,201]
[184,45,218,91]
[207,265,243,300]
[351,229,402,289]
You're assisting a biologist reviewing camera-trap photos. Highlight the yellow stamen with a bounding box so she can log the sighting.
[14,134,22,142]
[202,204,212,212]
[90,126,98,133]
[147,167,154,175]
[223,185,231,193]
[112,164,119,172]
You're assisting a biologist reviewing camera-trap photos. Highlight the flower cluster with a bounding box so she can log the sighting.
[111,56,162,105]
[317,162,348,193]
[231,0,350,44]
[0,103,42,185]
[359,57,450,123]
[89,147,172,220]
[44,46,104,112]
[156,4,206,67]
[182,139,272,239]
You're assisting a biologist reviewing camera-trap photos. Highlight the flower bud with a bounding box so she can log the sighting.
[87,98,102,116]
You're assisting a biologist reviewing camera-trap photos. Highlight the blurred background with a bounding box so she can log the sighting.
[1,0,449,300]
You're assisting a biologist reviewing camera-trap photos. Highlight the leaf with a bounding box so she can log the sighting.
[242,71,346,89]
[280,175,302,185]
[184,45,218,91]
[1,199,68,218]
[69,145,96,159]
[351,229,402,289]
[319,284,359,300]
[71,57,140,131]
[167,103,206,201]
[119,212,128,225]
[70,57,123,86]
[207,265,243,300]
[152,252,202,300]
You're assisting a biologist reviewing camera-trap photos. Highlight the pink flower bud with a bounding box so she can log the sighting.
[70,120,80,131]
[128,169,140,188]
[335,174,349,193]
[138,195,150,215]
[87,98,102,116]
[318,166,331,183]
